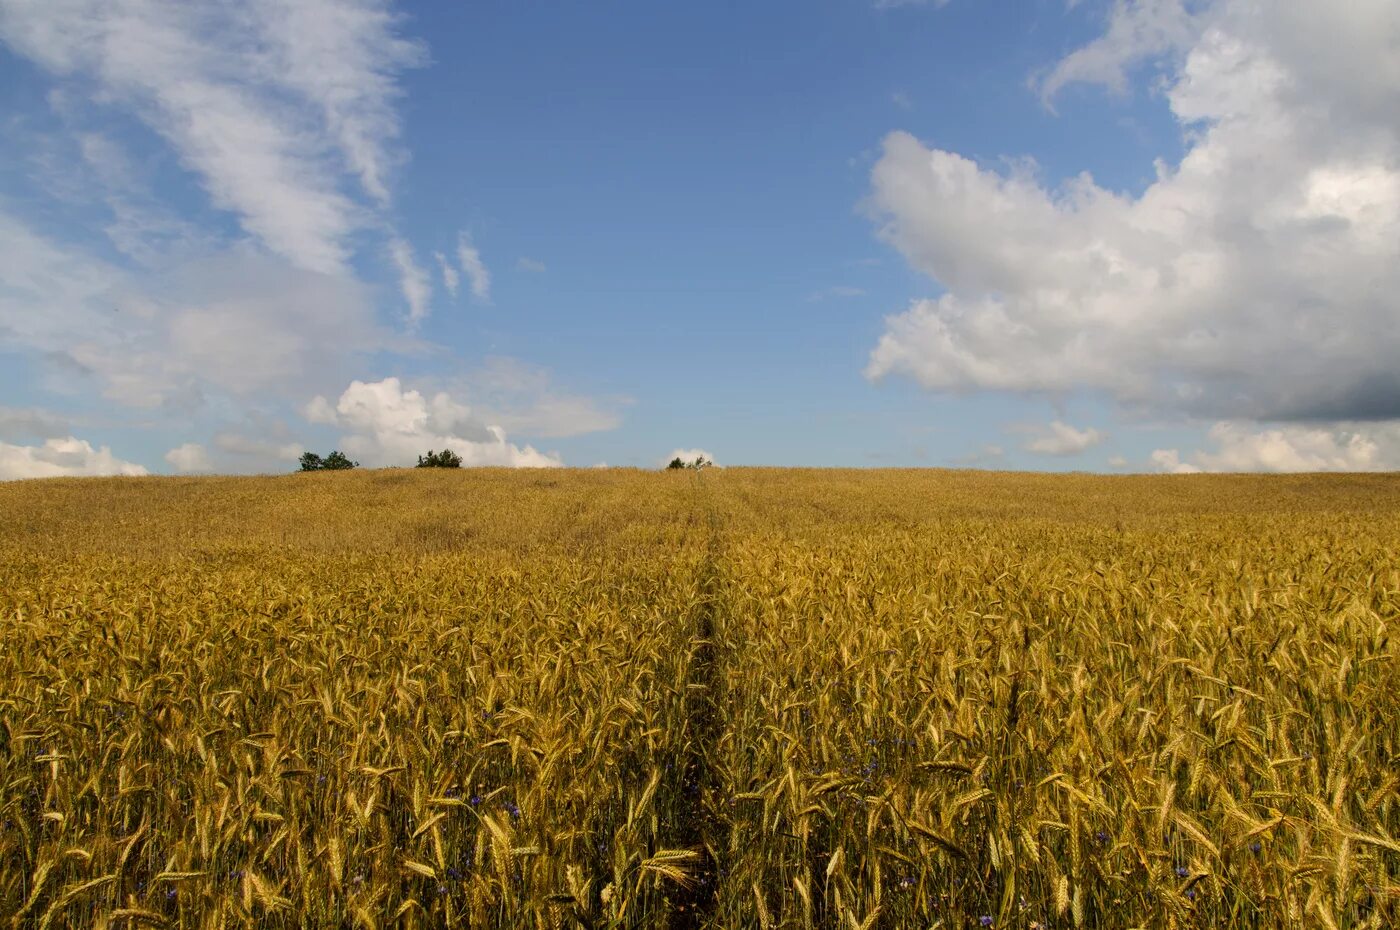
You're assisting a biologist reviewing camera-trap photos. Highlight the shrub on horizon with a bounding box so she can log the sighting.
[299,450,359,471]
[417,449,463,469]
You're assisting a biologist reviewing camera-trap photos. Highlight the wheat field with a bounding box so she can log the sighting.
[1,468,1397,928]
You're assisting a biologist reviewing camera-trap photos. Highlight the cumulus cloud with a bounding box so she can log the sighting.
[305,377,561,468]
[0,0,423,274]
[457,233,491,302]
[866,1,1400,428]
[1150,448,1202,474]
[1022,420,1106,456]
[1153,421,1400,473]
[0,436,147,480]
[389,237,432,325]
[164,442,212,473]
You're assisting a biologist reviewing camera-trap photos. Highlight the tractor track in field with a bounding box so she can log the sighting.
[666,469,728,930]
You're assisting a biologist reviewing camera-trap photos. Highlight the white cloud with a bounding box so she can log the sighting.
[0,406,70,440]
[1107,454,1129,468]
[435,250,460,298]
[305,395,339,425]
[0,0,423,274]
[951,442,1006,468]
[515,257,547,274]
[213,431,303,462]
[0,215,393,412]
[164,442,212,473]
[0,208,126,355]
[866,1,1400,427]
[389,237,432,325]
[1022,420,1105,456]
[0,436,147,480]
[246,0,425,205]
[79,249,388,409]
[74,132,214,265]
[1036,0,1202,104]
[1150,448,1202,474]
[306,377,561,468]
[1153,421,1400,473]
[460,357,626,439]
[664,448,718,467]
[457,233,491,302]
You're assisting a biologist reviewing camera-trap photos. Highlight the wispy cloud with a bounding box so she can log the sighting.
[461,357,628,439]
[435,251,460,297]
[214,431,304,462]
[248,0,426,205]
[457,232,491,302]
[0,406,71,441]
[389,237,432,325]
[0,0,424,273]
[1034,0,1199,106]
[0,214,392,412]
[515,256,547,274]
[807,285,866,301]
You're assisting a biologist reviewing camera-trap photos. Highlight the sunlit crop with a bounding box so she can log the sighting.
[2,468,1397,928]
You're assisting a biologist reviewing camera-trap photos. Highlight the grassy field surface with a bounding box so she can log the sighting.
[2,469,1397,928]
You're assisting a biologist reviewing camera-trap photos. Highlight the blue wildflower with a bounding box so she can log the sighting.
[979,917,994,927]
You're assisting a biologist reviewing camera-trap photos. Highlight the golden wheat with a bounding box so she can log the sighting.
[1,467,1397,928]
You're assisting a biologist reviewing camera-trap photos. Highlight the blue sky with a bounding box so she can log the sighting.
[2,0,1398,476]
